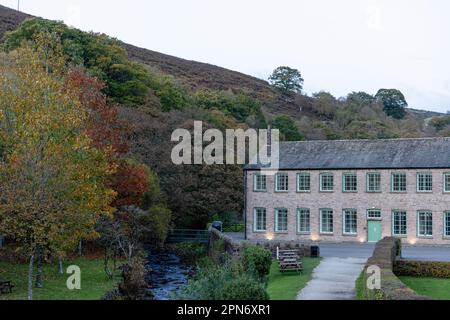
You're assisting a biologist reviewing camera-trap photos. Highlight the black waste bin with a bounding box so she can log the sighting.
[212,221,223,232]
[311,245,320,258]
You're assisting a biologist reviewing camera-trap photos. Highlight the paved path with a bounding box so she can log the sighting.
[297,257,366,300]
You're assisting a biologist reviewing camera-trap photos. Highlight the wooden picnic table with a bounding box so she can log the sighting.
[0,279,14,294]
[278,249,303,273]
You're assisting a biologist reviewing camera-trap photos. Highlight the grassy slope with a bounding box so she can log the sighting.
[0,258,120,300]
[267,257,321,300]
[399,276,450,300]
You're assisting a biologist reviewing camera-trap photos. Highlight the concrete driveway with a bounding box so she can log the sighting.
[319,243,450,262]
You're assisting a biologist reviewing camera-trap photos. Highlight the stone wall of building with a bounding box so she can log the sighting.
[246,169,450,245]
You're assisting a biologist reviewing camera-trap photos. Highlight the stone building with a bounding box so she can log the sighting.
[244,138,450,245]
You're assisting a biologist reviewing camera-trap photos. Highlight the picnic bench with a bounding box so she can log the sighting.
[0,279,14,295]
[278,249,303,273]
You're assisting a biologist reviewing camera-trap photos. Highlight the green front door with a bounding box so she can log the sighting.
[368,220,382,243]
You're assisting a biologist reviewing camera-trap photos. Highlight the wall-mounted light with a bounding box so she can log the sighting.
[266,233,274,241]
[409,239,417,245]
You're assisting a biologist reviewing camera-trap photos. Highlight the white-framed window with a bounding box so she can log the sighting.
[297,208,310,234]
[444,173,450,193]
[253,174,267,192]
[367,209,382,220]
[417,173,433,192]
[253,208,267,232]
[320,209,333,234]
[297,173,311,192]
[275,208,288,233]
[444,211,450,237]
[343,173,358,192]
[392,210,407,236]
[391,172,407,192]
[343,209,357,235]
[367,172,381,192]
[275,173,289,192]
[320,173,334,192]
[417,211,433,237]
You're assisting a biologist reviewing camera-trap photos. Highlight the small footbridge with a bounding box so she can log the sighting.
[166,229,210,244]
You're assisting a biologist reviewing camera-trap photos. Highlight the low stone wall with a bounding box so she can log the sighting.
[208,229,313,259]
[361,237,430,300]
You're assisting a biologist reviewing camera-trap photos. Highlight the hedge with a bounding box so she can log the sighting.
[394,260,450,279]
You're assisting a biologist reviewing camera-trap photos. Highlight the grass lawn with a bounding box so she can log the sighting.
[354,271,365,300]
[399,276,450,300]
[266,257,321,300]
[0,258,120,300]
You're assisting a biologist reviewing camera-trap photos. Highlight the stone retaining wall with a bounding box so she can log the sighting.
[208,229,314,259]
[361,237,430,300]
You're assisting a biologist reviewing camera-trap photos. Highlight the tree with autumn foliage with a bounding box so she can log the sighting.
[64,69,156,208]
[0,36,116,300]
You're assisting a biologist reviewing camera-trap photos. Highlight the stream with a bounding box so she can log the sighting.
[145,249,193,300]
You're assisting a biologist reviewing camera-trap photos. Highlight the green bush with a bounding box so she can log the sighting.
[241,246,272,281]
[194,89,266,127]
[272,115,304,141]
[177,261,268,300]
[168,243,207,266]
[394,261,450,279]
[3,18,151,106]
[149,76,188,112]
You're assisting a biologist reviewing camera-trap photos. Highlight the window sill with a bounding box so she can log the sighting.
[393,235,407,238]
[320,233,334,236]
[274,191,289,194]
[391,191,407,194]
[319,191,334,193]
[253,190,267,193]
[343,191,358,193]
[297,191,311,194]
[417,236,434,239]
[343,233,358,237]
[417,191,433,194]
[366,191,382,194]
[297,232,311,236]
[253,230,267,234]
[275,231,289,234]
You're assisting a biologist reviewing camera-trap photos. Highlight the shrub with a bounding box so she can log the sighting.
[272,115,303,141]
[149,76,188,112]
[177,261,268,300]
[194,89,266,127]
[394,261,450,279]
[168,243,207,266]
[241,246,273,281]
[118,256,151,300]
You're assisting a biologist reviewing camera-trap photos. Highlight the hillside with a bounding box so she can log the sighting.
[1,4,444,124]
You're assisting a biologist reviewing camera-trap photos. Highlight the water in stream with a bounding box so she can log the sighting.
[146,250,193,300]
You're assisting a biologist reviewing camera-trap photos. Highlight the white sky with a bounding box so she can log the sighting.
[1,0,450,112]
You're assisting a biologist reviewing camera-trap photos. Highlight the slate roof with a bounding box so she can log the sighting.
[245,138,450,170]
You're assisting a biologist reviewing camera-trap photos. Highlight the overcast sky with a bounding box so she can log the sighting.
[1,0,449,112]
